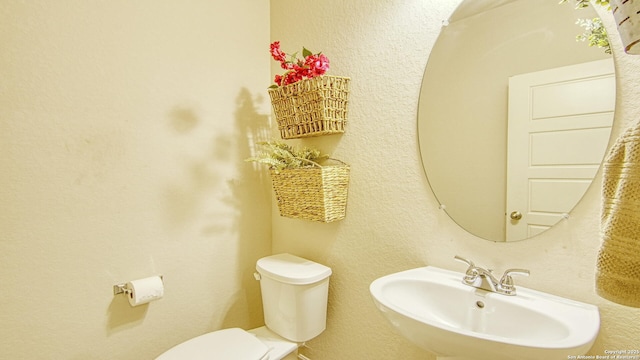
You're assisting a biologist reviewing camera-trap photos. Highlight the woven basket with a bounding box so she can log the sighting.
[268,75,350,139]
[269,160,350,223]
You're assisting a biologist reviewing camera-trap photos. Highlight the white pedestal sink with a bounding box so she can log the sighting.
[370,266,599,360]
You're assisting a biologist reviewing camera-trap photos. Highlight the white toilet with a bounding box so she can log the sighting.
[156,253,332,360]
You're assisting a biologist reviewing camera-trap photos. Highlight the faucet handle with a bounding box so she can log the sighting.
[454,256,479,283]
[499,268,530,294]
[502,268,530,278]
[454,255,475,268]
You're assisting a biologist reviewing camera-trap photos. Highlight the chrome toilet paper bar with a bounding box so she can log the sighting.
[113,283,128,295]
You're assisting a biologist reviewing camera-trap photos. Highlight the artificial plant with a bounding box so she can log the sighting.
[246,141,329,173]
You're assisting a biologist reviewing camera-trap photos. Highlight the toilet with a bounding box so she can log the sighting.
[156,253,332,360]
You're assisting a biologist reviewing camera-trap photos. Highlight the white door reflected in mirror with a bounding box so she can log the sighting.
[505,59,615,241]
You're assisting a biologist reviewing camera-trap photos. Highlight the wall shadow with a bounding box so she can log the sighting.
[219,88,272,329]
[106,294,148,334]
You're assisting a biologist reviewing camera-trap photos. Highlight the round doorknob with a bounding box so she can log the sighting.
[510,211,522,220]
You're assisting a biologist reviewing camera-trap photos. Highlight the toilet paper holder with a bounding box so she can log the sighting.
[113,275,163,295]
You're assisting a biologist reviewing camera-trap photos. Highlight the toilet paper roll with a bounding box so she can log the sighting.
[125,276,164,307]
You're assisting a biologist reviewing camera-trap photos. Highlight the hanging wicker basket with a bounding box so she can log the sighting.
[268,75,351,140]
[269,159,350,223]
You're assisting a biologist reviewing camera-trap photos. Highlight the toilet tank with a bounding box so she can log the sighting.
[256,253,332,343]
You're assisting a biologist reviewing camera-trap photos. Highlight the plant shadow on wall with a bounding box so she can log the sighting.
[219,88,272,328]
[163,88,272,329]
[105,89,271,332]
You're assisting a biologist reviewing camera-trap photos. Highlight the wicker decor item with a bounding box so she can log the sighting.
[596,121,640,307]
[269,160,349,223]
[268,75,350,139]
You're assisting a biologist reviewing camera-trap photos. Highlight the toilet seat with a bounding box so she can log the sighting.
[155,328,270,360]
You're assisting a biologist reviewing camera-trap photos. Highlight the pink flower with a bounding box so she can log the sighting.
[293,64,310,78]
[274,74,283,86]
[282,70,303,86]
[269,42,332,86]
[305,54,330,77]
[270,41,287,63]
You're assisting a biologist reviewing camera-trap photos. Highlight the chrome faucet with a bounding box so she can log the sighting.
[454,256,529,296]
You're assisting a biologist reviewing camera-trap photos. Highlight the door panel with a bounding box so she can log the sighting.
[506,59,615,241]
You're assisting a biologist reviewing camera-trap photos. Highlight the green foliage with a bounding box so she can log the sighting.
[245,141,329,172]
[559,0,611,55]
[559,0,609,9]
[302,47,313,58]
[576,17,611,54]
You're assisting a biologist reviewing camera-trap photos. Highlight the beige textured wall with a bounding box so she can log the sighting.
[271,1,640,359]
[0,1,271,359]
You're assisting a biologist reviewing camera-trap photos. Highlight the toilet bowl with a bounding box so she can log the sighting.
[155,253,332,360]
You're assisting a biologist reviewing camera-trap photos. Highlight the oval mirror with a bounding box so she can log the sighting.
[418,0,616,242]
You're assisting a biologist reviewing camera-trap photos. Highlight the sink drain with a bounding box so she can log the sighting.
[475,301,485,309]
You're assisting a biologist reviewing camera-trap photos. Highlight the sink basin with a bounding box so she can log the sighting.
[370,266,599,360]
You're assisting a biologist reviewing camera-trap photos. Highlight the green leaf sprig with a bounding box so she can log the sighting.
[246,141,329,173]
[559,0,611,55]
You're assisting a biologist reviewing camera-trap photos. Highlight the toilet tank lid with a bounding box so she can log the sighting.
[257,253,332,285]
[155,328,269,360]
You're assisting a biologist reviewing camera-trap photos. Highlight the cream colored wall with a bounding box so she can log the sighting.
[0,1,271,359]
[271,1,640,359]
